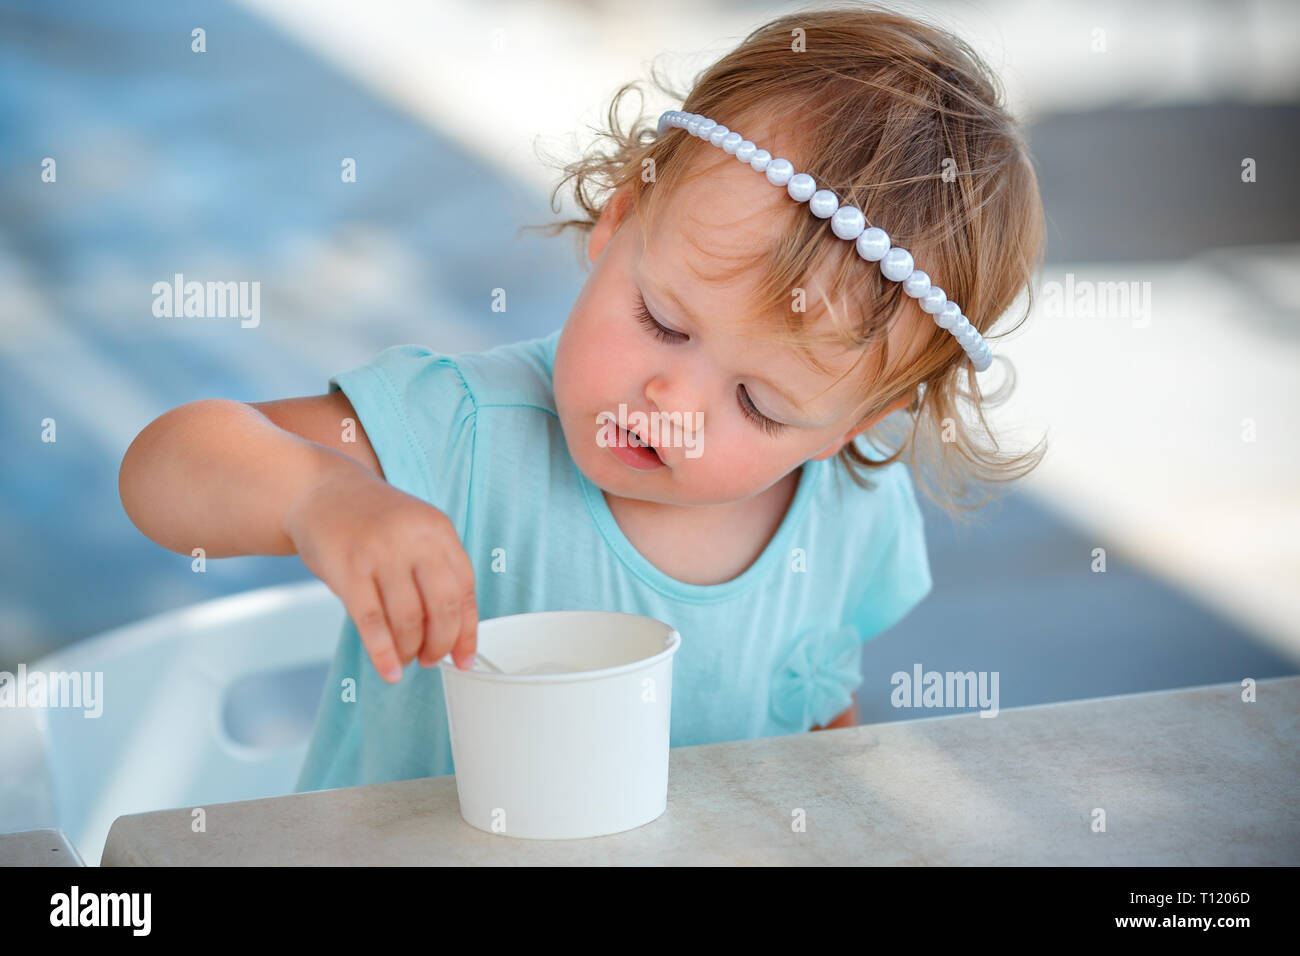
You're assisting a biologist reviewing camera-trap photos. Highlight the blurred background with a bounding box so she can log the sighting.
[1,0,1297,862]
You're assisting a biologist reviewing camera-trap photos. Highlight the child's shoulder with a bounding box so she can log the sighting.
[355,329,562,416]
[444,328,562,413]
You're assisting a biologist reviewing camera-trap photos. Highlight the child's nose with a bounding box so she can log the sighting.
[645,374,692,418]
[645,375,704,441]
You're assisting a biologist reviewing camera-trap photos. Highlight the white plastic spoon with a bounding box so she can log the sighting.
[440,650,504,674]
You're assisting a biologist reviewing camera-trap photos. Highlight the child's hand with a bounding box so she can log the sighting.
[284,466,478,683]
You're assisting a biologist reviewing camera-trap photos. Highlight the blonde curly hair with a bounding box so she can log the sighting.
[523,2,1047,523]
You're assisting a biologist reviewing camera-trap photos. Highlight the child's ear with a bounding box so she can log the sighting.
[587,185,635,265]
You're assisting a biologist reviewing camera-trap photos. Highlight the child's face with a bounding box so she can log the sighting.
[553,147,917,508]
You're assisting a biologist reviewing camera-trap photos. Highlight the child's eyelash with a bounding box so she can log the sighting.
[634,291,786,437]
[738,385,786,436]
[633,293,683,343]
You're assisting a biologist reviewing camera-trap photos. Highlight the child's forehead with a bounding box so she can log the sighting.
[636,159,804,324]
[647,149,795,255]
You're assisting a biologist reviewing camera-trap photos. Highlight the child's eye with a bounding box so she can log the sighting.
[738,384,786,437]
[634,292,686,343]
[635,290,784,437]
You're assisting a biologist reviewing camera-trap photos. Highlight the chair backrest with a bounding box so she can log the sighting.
[1,579,343,866]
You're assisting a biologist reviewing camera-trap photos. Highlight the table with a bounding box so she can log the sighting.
[101,676,1300,865]
[0,828,86,867]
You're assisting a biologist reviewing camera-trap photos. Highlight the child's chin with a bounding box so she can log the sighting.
[594,453,675,493]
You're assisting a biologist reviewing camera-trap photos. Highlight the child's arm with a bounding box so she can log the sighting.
[811,693,858,731]
[118,393,479,680]
[118,393,378,557]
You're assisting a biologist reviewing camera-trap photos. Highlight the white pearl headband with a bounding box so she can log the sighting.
[656,110,992,372]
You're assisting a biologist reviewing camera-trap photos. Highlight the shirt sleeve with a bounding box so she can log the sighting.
[849,462,934,641]
[326,345,477,526]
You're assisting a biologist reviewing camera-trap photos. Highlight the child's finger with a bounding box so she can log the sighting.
[414,552,466,668]
[375,563,427,667]
[455,584,478,669]
[413,555,454,667]
[345,576,403,683]
[442,542,478,667]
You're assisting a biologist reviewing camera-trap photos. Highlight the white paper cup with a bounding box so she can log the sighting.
[438,610,680,840]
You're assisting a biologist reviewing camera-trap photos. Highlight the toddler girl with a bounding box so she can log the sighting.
[119,3,1045,792]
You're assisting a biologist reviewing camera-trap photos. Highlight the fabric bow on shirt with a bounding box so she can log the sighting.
[769,623,864,731]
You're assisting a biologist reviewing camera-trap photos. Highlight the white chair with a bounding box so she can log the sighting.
[0,579,342,866]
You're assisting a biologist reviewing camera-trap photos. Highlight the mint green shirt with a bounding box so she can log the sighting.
[295,329,932,792]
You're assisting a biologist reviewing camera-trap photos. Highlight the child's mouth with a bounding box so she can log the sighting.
[608,425,665,471]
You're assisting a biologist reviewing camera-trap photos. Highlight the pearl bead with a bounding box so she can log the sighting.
[787,173,816,203]
[765,158,794,186]
[687,116,705,136]
[708,126,730,147]
[721,131,743,154]
[902,270,931,298]
[880,247,915,282]
[950,315,971,336]
[697,119,717,139]
[749,149,772,173]
[970,351,992,372]
[736,141,756,163]
[920,287,947,314]
[810,189,839,219]
[936,301,961,328]
[830,205,864,239]
[856,226,890,261]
